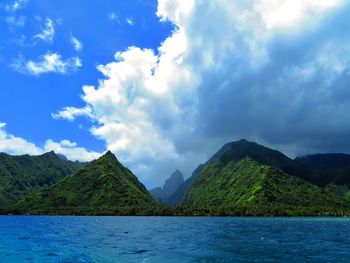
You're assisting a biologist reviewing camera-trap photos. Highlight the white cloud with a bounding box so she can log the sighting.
[13,52,82,75]
[0,123,43,155]
[54,0,347,187]
[43,139,101,162]
[70,34,82,51]
[5,0,28,12]
[255,0,343,30]
[52,106,93,121]
[34,18,55,43]
[126,18,134,26]
[0,122,101,161]
[6,16,26,27]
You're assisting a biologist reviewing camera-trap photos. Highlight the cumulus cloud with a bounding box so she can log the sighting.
[34,18,55,43]
[13,52,82,75]
[43,139,101,162]
[70,34,82,51]
[54,0,350,187]
[0,123,43,155]
[0,123,101,161]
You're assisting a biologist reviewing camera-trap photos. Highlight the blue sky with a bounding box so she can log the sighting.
[1,0,350,188]
[0,0,172,155]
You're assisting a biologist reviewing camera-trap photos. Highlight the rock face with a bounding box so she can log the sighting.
[162,170,184,197]
[15,151,160,215]
[150,170,184,204]
[0,151,84,207]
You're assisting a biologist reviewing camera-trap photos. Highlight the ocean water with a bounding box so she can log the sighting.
[0,217,349,262]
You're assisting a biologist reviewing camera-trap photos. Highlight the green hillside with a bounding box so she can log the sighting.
[14,151,161,215]
[0,151,84,207]
[182,157,347,210]
[167,139,315,206]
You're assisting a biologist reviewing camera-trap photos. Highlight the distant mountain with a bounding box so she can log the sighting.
[296,154,350,186]
[150,169,184,203]
[14,151,160,215]
[163,170,184,197]
[150,187,164,201]
[182,157,346,208]
[0,151,84,207]
[166,165,203,206]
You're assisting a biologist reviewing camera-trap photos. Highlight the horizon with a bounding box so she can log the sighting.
[1,0,350,188]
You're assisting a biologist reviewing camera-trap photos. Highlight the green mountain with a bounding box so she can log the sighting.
[210,139,312,181]
[14,151,161,215]
[0,151,84,207]
[182,157,345,208]
[177,140,350,216]
[168,139,313,205]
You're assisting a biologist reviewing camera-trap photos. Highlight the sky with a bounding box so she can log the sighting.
[1,0,350,188]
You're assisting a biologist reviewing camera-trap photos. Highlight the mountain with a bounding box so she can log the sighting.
[210,139,312,180]
[168,139,313,205]
[150,169,184,203]
[0,151,84,207]
[14,151,160,215]
[296,154,350,186]
[150,187,165,201]
[182,157,346,209]
[162,170,184,197]
[166,165,203,205]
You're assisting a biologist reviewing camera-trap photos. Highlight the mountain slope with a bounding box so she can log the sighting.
[162,169,184,197]
[182,157,346,208]
[0,151,84,207]
[296,154,350,186]
[14,151,160,215]
[150,169,184,203]
[166,165,203,205]
[168,139,313,205]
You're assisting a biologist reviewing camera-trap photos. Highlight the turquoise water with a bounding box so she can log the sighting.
[0,217,350,262]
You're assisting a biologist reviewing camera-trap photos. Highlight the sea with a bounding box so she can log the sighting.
[0,216,349,262]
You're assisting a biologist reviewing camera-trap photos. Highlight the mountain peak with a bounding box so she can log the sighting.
[101,150,118,161]
[162,169,184,197]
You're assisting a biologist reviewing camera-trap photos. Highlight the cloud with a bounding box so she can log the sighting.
[0,122,101,161]
[34,18,55,43]
[126,18,134,26]
[55,0,350,187]
[0,123,43,155]
[5,0,28,12]
[13,52,82,75]
[52,106,93,121]
[108,12,119,22]
[70,34,82,51]
[6,16,26,27]
[43,139,101,162]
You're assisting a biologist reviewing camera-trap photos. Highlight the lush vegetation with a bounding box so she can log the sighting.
[2,139,350,216]
[182,157,347,208]
[0,151,84,207]
[12,151,161,215]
